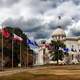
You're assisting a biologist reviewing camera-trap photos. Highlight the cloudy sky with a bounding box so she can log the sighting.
[0,0,80,41]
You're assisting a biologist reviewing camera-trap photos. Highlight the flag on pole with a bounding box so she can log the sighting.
[27,39,34,45]
[63,48,69,53]
[45,43,49,48]
[13,33,23,42]
[26,39,39,67]
[33,40,39,47]
[0,28,10,38]
[27,39,39,48]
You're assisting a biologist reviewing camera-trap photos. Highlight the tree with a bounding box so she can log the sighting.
[0,26,34,67]
[50,40,66,65]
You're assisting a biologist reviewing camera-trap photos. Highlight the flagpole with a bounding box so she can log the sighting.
[20,42,21,68]
[12,28,14,69]
[27,39,28,68]
[1,25,3,71]
[12,36,13,69]
[33,54,34,67]
[25,44,28,68]
[20,38,22,69]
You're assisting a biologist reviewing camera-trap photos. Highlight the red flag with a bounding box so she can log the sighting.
[13,33,23,42]
[0,28,10,38]
[45,43,49,48]
[39,43,49,49]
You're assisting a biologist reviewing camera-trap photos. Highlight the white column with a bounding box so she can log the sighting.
[38,49,44,65]
[35,48,44,65]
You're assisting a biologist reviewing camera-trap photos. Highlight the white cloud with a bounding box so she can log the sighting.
[0,0,79,40]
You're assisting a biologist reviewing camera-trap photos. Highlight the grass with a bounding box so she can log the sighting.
[0,65,80,80]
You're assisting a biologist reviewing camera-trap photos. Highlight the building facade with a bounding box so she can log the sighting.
[36,26,80,65]
[52,26,80,52]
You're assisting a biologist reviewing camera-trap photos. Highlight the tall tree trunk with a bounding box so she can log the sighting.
[57,59,59,65]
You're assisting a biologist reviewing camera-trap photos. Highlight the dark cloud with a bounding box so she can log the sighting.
[1,15,75,39]
[24,19,43,32]
[71,29,80,36]
[5,0,19,6]
[2,17,50,39]
[47,17,72,30]
[30,0,64,14]
[0,0,19,7]
[3,18,42,31]
[70,22,80,36]
[48,23,57,30]
[72,32,80,36]
[34,31,50,39]
[72,0,80,5]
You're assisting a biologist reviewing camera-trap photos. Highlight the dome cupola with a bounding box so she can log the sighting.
[52,26,66,40]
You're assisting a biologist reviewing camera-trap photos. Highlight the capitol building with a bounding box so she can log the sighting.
[52,26,80,52]
[36,26,80,65]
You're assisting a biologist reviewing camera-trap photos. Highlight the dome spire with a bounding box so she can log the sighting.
[58,16,61,20]
[57,26,62,28]
[58,16,62,28]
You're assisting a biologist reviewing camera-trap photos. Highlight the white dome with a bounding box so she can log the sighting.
[52,27,66,37]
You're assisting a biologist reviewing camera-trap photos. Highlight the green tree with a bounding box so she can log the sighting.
[0,26,34,67]
[50,40,66,65]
